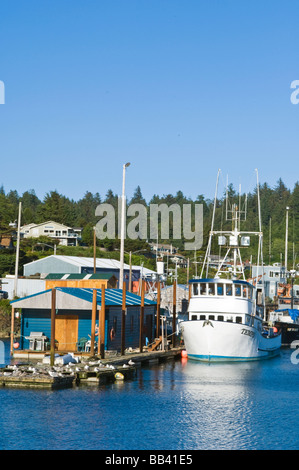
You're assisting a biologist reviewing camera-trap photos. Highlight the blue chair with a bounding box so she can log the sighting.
[76,337,87,352]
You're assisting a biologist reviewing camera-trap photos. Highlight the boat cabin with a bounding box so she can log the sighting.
[188,279,263,329]
[190,279,254,299]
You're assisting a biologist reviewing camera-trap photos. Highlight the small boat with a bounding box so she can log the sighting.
[181,170,281,362]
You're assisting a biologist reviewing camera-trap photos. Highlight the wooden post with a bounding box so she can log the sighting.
[121,282,126,355]
[156,281,161,338]
[93,228,96,274]
[90,289,97,354]
[50,288,56,366]
[10,307,15,356]
[129,251,132,292]
[139,280,145,352]
[99,285,105,359]
[172,280,177,347]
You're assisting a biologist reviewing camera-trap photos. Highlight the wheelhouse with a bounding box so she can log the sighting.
[188,279,263,330]
[190,279,254,300]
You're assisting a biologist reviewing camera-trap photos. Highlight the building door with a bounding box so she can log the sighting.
[55,315,78,351]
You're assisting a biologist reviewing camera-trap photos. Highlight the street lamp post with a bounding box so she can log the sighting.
[119,162,130,289]
[285,206,289,271]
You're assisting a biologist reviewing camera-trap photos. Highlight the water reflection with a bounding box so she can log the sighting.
[176,360,262,449]
[1,341,299,450]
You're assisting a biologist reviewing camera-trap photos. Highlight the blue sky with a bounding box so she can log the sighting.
[0,0,298,203]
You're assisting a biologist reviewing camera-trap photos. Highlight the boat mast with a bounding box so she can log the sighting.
[201,168,220,278]
[255,169,265,314]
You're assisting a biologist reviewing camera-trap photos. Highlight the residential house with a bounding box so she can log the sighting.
[21,221,82,246]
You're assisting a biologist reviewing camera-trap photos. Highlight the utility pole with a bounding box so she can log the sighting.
[13,202,22,298]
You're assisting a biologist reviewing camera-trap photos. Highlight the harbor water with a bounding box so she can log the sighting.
[1,339,299,450]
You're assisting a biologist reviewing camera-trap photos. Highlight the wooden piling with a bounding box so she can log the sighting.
[156,281,161,337]
[50,288,56,366]
[90,289,97,354]
[99,285,105,359]
[139,280,145,353]
[172,280,177,347]
[10,307,15,356]
[121,282,126,356]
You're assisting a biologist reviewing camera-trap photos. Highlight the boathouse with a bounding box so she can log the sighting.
[10,287,156,355]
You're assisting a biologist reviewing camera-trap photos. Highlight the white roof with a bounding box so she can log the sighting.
[23,255,156,274]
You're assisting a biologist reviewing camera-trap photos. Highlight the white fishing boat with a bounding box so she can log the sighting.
[181,170,281,362]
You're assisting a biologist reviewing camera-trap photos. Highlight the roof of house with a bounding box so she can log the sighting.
[10,287,156,309]
[44,273,116,280]
[23,255,156,275]
[21,220,73,230]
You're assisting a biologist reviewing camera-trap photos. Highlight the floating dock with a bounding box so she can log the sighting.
[0,347,183,389]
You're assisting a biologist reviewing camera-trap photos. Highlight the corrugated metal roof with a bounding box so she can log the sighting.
[44,273,64,279]
[45,272,116,280]
[57,287,156,306]
[11,287,156,307]
[24,255,156,275]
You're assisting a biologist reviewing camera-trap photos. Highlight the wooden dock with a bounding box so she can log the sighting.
[0,347,183,389]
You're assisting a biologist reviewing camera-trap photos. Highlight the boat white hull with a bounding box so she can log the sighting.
[181,320,281,362]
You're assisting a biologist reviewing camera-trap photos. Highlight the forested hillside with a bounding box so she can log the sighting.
[0,178,298,280]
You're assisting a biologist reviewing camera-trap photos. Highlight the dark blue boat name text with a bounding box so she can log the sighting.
[241,329,255,338]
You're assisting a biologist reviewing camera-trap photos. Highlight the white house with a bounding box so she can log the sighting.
[21,221,82,246]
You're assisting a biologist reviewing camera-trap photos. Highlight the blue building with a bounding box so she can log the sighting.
[11,287,156,354]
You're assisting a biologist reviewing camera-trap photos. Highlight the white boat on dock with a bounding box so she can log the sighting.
[181,170,281,362]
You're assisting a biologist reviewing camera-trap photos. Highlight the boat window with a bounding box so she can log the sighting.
[199,315,206,320]
[235,284,242,297]
[217,284,224,295]
[208,283,215,295]
[248,287,253,300]
[191,315,197,320]
[200,283,207,295]
[208,315,215,320]
[243,286,247,298]
[226,284,232,296]
[193,283,198,295]
[218,315,224,321]
[236,316,242,323]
